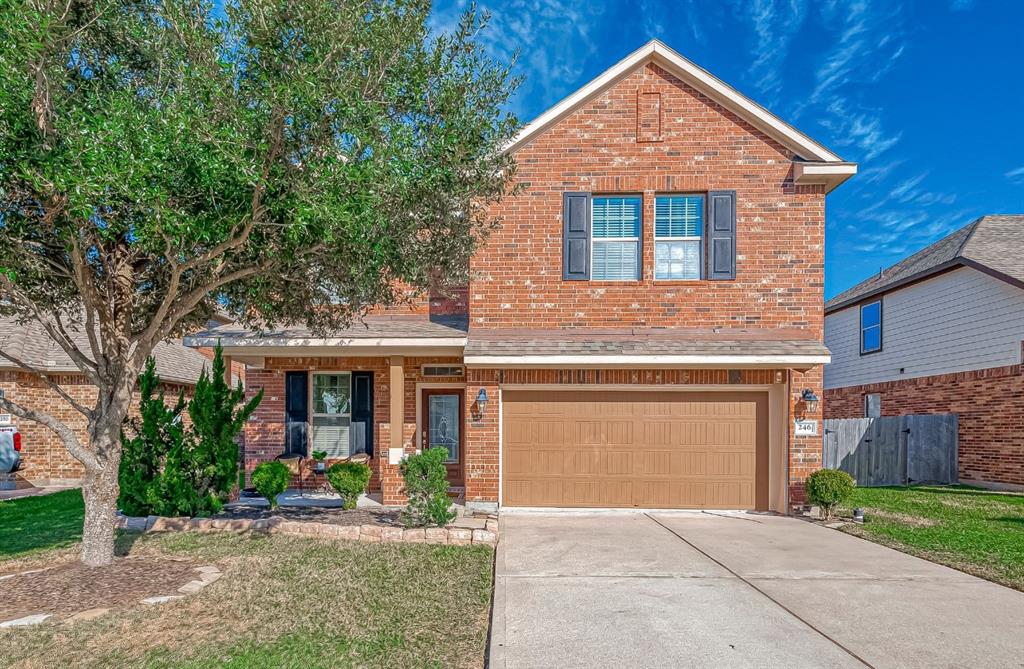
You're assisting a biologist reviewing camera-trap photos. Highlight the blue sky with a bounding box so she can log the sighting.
[430,0,1024,298]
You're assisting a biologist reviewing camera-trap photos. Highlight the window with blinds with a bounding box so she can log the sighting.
[312,373,352,458]
[591,196,641,280]
[655,195,703,280]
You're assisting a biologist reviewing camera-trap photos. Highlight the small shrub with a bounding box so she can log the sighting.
[805,469,856,521]
[327,461,372,510]
[252,461,290,509]
[400,447,455,528]
[311,450,328,462]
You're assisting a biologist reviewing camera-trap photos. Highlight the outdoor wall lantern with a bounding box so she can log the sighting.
[471,388,489,421]
[801,389,820,414]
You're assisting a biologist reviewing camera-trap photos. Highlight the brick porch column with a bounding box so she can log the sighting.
[380,355,406,505]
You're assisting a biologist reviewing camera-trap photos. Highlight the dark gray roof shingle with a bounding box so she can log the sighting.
[465,328,830,358]
[185,315,468,346]
[826,215,1024,313]
[0,317,212,385]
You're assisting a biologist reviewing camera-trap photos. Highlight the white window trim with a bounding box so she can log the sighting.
[590,196,642,282]
[310,371,353,458]
[654,194,704,281]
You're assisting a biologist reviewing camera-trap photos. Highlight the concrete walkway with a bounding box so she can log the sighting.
[490,512,1024,669]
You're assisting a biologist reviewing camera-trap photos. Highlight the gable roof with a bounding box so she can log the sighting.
[0,317,212,386]
[504,39,856,188]
[825,215,1024,314]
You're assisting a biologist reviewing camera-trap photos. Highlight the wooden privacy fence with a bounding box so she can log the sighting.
[822,415,959,486]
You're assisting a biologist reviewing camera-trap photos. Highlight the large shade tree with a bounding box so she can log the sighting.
[0,0,518,566]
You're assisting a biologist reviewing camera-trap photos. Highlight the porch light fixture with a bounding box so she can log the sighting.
[801,389,820,414]
[472,388,489,421]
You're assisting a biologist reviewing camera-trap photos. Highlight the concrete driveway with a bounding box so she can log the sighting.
[489,512,1024,669]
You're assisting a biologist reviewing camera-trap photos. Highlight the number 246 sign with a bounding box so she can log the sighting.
[794,419,819,437]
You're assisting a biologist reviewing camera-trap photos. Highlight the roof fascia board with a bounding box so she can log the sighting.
[464,354,830,368]
[959,258,1024,292]
[503,39,845,163]
[824,260,965,315]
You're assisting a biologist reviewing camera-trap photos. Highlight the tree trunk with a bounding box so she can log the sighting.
[78,391,130,568]
[80,463,120,567]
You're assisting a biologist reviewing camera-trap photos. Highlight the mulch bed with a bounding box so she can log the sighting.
[0,555,200,622]
[217,504,402,527]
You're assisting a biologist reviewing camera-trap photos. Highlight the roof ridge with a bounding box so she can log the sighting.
[953,215,985,258]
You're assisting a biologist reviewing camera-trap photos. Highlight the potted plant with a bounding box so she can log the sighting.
[311,450,328,473]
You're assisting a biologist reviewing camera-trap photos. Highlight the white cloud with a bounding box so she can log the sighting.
[743,0,809,106]
[429,0,608,121]
[1005,166,1024,185]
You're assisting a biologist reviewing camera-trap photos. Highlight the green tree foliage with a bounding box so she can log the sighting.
[252,461,290,509]
[400,447,455,527]
[118,346,263,517]
[0,0,518,565]
[805,469,857,521]
[327,461,372,510]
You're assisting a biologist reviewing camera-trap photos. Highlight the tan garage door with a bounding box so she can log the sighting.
[502,390,769,509]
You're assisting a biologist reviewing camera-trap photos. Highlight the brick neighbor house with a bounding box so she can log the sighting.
[0,316,228,486]
[185,40,857,513]
[824,215,1024,486]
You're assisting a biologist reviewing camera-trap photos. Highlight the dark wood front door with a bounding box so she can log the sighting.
[421,389,465,486]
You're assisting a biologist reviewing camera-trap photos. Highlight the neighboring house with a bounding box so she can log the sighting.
[824,215,1024,486]
[0,317,215,485]
[185,40,856,513]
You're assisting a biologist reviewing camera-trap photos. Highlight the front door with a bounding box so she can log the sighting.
[421,389,464,486]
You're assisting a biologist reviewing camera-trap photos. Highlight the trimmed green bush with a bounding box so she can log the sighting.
[118,344,263,517]
[805,469,856,520]
[327,461,372,510]
[400,447,455,527]
[252,461,291,509]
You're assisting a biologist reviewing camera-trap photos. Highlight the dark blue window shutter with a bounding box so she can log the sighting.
[284,371,309,456]
[708,190,737,280]
[562,192,592,280]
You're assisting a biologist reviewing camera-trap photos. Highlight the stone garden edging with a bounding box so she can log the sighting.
[115,514,499,546]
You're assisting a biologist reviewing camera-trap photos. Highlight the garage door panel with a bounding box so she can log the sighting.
[706,451,755,478]
[502,391,768,510]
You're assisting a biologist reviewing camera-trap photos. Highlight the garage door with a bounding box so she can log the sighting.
[502,391,769,509]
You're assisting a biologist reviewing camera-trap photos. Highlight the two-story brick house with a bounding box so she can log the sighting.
[186,40,856,513]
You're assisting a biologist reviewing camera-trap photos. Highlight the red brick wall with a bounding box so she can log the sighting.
[2,372,193,484]
[824,364,1024,485]
[242,356,464,503]
[471,61,825,333]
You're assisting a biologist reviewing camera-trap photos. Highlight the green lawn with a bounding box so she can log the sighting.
[841,485,1024,591]
[0,488,84,559]
[0,492,495,668]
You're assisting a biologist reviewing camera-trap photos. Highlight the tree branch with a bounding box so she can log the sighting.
[0,346,93,417]
[0,395,98,471]
[0,276,100,383]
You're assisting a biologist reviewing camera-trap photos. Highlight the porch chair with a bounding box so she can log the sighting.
[275,453,305,497]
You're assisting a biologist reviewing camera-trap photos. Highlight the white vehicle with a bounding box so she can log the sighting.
[0,424,20,475]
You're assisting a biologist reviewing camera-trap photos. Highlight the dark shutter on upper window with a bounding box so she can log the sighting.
[707,190,737,280]
[562,192,592,280]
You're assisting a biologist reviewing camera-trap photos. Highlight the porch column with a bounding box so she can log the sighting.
[380,355,407,505]
[222,355,233,386]
[389,355,404,452]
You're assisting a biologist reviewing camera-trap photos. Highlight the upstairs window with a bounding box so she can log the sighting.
[860,300,882,354]
[655,195,703,280]
[591,196,641,280]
